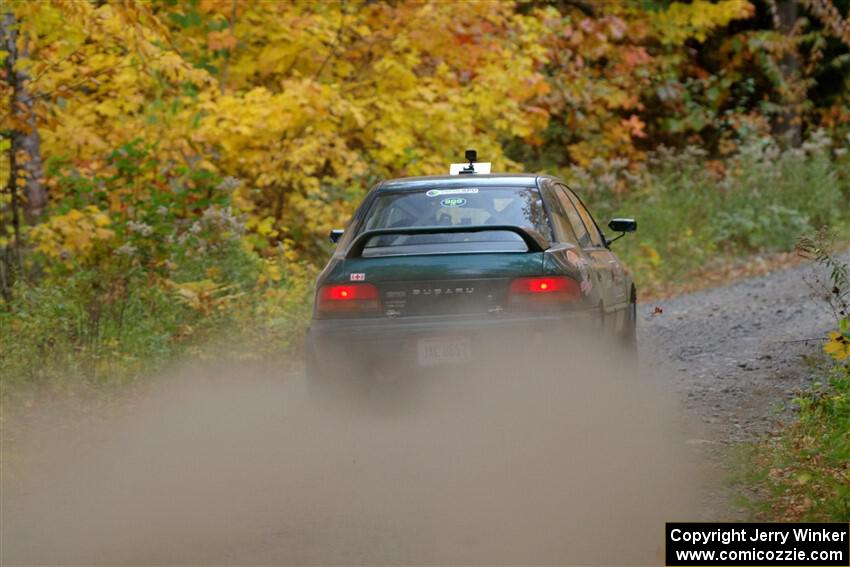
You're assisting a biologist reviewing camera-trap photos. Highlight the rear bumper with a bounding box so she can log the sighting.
[307,309,598,369]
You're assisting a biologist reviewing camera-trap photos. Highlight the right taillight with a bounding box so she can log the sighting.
[508,276,582,308]
[316,283,381,316]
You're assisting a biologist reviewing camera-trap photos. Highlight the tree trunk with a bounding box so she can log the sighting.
[1,10,47,223]
[770,0,804,147]
[0,139,22,302]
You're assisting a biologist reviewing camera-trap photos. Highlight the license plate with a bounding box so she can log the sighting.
[417,337,472,366]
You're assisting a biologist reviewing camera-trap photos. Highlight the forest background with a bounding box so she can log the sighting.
[1,0,849,401]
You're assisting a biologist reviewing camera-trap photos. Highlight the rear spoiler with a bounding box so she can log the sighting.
[345,225,548,259]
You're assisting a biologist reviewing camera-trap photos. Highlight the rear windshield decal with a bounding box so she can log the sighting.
[425,188,479,197]
[440,197,466,207]
[350,273,366,281]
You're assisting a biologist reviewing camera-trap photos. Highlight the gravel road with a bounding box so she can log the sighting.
[4,256,845,564]
[638,254,847,445]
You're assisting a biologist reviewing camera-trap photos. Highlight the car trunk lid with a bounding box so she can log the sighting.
[342,252,544,317]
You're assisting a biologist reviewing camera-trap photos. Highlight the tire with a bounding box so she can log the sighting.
[304,334,340,402]
[305,335,374,403]
[304,335,324,380]
[621,289,638,357]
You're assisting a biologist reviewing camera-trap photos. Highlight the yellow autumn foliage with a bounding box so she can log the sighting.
[1,0,840,268]
[29,206,114,264]
[650,0,755,44]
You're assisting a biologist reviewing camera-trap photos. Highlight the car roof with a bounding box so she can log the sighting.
[377,173,545,192]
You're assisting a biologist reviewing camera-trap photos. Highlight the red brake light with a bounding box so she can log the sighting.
[317,283,381,316]
[509,276,581,306]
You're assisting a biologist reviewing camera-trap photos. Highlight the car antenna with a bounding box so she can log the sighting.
[459,149,477,175]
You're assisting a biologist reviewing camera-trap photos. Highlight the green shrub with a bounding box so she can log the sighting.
[572,132,850,289]
[0,142,315,405]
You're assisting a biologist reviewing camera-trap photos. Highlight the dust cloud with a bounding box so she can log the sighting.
[2,336,707,565]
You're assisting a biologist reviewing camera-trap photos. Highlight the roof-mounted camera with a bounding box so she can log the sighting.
[449,149,491,175]
[459,149,477,175]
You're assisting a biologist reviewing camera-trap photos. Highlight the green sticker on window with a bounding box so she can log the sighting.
[441,197,466,207]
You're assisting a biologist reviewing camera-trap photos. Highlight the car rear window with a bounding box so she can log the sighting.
[359,187,552,256]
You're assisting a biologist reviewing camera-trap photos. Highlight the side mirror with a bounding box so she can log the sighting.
[608,218,637,233]
[329,229,344,244]
[605,218,636,246]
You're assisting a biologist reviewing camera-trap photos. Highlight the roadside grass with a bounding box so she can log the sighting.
[578,134,850,295]
[0,251,315,411]
[732,360,850,521]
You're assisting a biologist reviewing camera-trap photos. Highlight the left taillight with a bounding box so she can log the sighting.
[316,283,381,316]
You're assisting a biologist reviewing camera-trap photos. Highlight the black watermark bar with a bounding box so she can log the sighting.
[666,523,850,566]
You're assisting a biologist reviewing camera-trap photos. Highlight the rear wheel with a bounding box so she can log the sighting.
[306,335,393,405]
[305,335,352,402]
[304,335,325,381]
[621,288,638,357]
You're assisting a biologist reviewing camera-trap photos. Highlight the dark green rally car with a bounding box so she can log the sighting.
[306,162,637,381]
